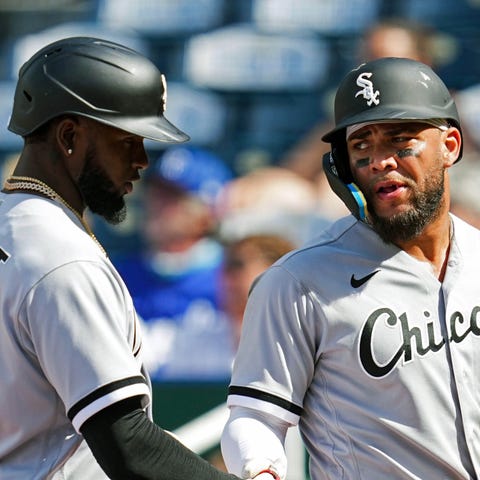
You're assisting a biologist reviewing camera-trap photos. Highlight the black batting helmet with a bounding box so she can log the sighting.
[322,57,462,182]
[8,36,189,143]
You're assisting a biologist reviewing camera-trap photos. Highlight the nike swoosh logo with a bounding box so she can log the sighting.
[350,270,380,288]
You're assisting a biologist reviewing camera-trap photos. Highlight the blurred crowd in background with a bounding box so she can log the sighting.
[2,0,480,383]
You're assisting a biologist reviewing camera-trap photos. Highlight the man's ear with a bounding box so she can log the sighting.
[443,126,462,167]
[55,117,78,157]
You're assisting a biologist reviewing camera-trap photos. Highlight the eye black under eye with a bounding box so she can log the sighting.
[355,157,370,167]
[396,148,416,158]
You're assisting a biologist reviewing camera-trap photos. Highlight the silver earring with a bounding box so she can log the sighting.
[67,148,73,155]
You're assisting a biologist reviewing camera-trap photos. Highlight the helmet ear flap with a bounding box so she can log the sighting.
[330,138,353,183]
[323,146,368,221]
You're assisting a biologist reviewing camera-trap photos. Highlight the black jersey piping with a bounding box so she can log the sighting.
[67,375,148,421]
[228,385,303,416]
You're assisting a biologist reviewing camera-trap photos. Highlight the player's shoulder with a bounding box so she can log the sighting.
[302,215,361,247]
[281,215,377,261]
[1,194,106,272]
[262,216,379,284]
[450,213,480,246]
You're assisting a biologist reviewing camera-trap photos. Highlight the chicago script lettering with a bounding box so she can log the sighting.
[0,247,9,263]
[359,306,480,377]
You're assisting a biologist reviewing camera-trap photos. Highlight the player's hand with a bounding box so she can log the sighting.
[251,470,280,480]
[251,474,276,480]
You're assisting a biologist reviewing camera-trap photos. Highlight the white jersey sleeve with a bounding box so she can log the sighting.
[20,258,149,432]
[227,262,317,426]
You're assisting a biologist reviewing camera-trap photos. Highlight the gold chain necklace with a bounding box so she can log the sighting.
[3,176,106,256]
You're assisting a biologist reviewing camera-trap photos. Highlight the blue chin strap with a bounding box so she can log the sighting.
[346,183,368,221]
[322,152,369,221]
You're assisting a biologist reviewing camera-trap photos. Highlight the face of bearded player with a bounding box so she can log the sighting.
[77,119,148,225]
[347,121,459,244]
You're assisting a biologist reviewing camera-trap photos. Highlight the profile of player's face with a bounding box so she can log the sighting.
[78,144,127,224]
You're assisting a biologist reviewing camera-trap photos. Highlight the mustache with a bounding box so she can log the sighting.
[365,174,414,193]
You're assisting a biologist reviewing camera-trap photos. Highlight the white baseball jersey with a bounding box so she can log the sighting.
[0,192,151,479]
[227,214,480,479]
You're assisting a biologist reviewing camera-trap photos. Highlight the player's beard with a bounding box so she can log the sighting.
[78,146,127,225]
[366,165,445,244]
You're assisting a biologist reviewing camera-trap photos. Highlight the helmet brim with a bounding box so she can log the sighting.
[94,114,190,144]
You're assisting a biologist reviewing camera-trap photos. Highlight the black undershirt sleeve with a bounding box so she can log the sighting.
[81,396,241,480]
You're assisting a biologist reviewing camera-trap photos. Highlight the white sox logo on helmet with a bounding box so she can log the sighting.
[355,72,380,106]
